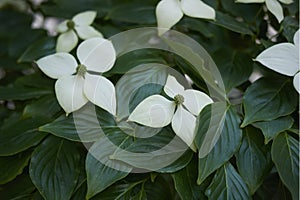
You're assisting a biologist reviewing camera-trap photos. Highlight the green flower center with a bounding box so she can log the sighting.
[67,20,75,29]
[76,64,87,77]
[174,94,184,105]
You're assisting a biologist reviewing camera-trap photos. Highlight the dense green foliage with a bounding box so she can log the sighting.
[0,0,299,199]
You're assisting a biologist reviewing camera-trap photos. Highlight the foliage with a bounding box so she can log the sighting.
[0,0,299,199]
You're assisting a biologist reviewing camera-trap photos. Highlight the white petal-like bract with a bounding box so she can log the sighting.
[156,0,183,35]
[56,30,78,52]
[265,0,284,22]
[36,52,77,79]
[84,74,116,116]
[75,26,103,40]
[164,75,185,98]
[293,73,300,93]
[256,43,299,76]
[55,75,88,114]
[128,95,176,128]
[77,37,116,73]
[181,0,215,20]
[171,105,197,151]
[56,20,68,33]
[183,89,213,116]
[72,11,97,26]
[294,30,299,48]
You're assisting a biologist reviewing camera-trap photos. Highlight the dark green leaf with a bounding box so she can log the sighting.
[242,78,297,127]
[18,37,56,62]
[0,150,32,184]
[205,163,251,200]
[30,136,80,200]
[108,3,156,24]
[86,139,131,199]
[235,126,272,194]
[0,85,52,100]
[0,115,48,156]
[196,104,243,184]
[253,116,294,144]
[212,12,253,35]
[0,175,36,200]
[172,159,206,200]
[213,50,253,92]
[271,132,299,200]
[23,95,61,119]
[282,16,299,43]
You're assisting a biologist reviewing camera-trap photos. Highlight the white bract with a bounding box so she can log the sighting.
[236,0,293,23]
[56,11,103,52]
[36,37,117,115]
[128,75,213,151]
[255,30,299,93]
[156,0,216,35]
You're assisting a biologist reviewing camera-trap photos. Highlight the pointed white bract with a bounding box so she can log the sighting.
[236,0,293,23]
[255,30,300,93]
[128,75,213,151]
[155,0,216,35]
[56,11,103,53]
[36,38,117,115]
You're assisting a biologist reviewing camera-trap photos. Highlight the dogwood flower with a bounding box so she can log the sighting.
[255,30,299,93]
[236,0,293,23]
[128,75,213,151]
[56,11,103,52]
[36,37,116,115]
[156,0,216,35]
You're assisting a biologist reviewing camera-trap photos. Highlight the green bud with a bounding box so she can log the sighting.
[174,94,184,105]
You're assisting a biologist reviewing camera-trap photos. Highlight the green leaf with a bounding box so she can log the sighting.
[172,159,206,200]
[86,139,132,199]
[0,150,32,184]
[205,163,251,200]
[0,115,48,156]
[213,50,253,92]
[116,64,168,120]
[39,111,103,142]
[144,175,173,200]
[0,85,52,100]
[18,36,56,62]
[0,175,36,200]
[271,132,299,200]
[23,94,61,119]
[235,126,272,194]
[106,50,166,75]
[108,3,156,24]
[282,16,299,43]
[30,136,80,200]
[212,12,253,35]
[196,104,243,184]
[241,78,297,127]
[253,116,294,144]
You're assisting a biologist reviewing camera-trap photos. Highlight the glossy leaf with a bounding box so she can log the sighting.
[196,104,243,184]
[242,78,297,127]
[235,126,273,194]
[0,150,32,184]
[172,159,206,200]
[30,136,80,200]
[205,163,251,200]
[0,115,48,156]
[253,116,294,144]
[271,132,299,200]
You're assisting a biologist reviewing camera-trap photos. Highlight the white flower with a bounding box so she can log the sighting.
[56,11,103,52]
[156,0,216,35]
[255,30,299,93]
[236,0,293,23]
[128,75,213,151]
[36,37,117,115]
